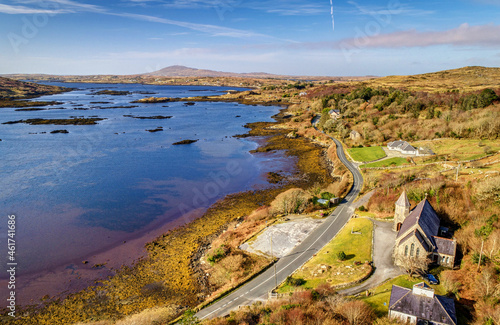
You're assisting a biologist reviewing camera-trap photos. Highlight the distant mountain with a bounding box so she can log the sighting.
[143,65,278,79]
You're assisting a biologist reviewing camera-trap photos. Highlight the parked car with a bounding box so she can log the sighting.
[426,274,439,285]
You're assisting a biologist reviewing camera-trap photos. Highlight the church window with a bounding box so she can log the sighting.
[410,243,414,256]
[404,245,408,256]
[416,248,420,257]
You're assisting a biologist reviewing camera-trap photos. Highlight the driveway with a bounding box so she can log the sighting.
[339,219,403,295]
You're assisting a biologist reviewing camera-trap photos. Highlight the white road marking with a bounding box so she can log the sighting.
[199,139,363,320]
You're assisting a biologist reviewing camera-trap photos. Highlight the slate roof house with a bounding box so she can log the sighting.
[393,192,456,268]
[329,109,341,119]
[389,282,457,325]
[388,140,418,155]
[387,140,436,156]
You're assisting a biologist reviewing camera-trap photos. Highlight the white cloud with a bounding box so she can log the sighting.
[1,0,274,40]
[110,12,270,38]
[0,3,69,14]
[336,23,500,49]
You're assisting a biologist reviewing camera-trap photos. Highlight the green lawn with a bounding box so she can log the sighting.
[361,157,410,168]
[360,275,447,317]
[278,218,373,293]
[348,146,387,162]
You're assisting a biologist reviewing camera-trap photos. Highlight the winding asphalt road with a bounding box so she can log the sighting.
[196,138,364,320]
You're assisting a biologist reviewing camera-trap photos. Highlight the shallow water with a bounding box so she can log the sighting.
[0,82,289,276]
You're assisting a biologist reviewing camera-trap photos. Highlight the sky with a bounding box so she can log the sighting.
[0,0,499,76]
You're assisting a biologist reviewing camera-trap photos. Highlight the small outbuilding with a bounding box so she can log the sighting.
[350,130,362,141]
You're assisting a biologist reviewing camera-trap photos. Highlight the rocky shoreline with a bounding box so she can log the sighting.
[6,96,334,325]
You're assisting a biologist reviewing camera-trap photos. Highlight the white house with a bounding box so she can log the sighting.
[328,109,341,119]
[389,282,456,325]
[387,140,435,156]
[387,140,418,155]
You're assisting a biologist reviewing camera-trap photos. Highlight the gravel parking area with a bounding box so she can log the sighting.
[240,216,324,258]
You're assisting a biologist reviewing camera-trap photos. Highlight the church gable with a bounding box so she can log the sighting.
[397,231,429,258]
[396,199,440,244]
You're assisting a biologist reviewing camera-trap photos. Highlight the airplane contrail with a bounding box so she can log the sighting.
[330,0,335,32]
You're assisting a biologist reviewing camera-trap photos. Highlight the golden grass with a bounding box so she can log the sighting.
[413,138,500,161]
[362,66,500,93]
[11,113,336,325]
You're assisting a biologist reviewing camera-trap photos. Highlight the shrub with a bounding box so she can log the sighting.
[472,252,488,265]
[285,276,306,287]
[320,191,335,200]
[358,205,366,212]
[207,245,229,264]
[337,251,347,261]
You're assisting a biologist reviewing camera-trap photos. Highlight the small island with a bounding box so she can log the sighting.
[172,139,198,145]
[50,129,69,134]
[2,117,105,125]
[123,115,172,119]
[94,90,131,96]
[146,127,163,133]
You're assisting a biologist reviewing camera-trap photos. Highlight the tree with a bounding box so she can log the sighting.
[396,255,430,278]
[270,188,311,215]
[475,176,500,203]
[338,300,375,325]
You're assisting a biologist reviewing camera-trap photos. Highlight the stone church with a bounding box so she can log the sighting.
[393,191,457,268]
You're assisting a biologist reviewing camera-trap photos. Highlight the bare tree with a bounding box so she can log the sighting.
[396,255,430,278]
[325,294,348,312]
[338,300,375,325]
[475,266,500,299]
[485,229,500,261]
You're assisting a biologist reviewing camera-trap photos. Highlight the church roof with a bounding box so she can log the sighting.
[398,229,431,252]
[397,199,440,244]
[396,191,410,208]
[389,285,457,325]
[433,236,457,256]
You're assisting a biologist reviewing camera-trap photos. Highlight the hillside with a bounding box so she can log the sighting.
[362,66,500,92]
[0,77,67,99]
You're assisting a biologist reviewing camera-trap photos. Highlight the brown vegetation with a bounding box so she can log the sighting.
[204,287,374,325]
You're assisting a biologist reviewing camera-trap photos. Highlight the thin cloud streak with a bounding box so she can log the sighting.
[339,23,500,48]
[2,0,275,40]
[109,12,271,38]
[0,3,70,14]
[292,23,500,50]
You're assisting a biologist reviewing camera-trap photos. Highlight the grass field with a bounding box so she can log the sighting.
[360,275,446,317]
[348,146,386,162]
[361,157,410,168]
[413,139,500,161]
[278,218,373,293]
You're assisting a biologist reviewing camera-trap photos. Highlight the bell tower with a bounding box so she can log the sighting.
[394,191,410,232]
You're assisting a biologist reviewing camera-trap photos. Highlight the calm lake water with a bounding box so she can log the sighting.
[0,82,288,276]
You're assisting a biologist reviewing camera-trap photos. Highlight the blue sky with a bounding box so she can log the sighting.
[0,0,499,76]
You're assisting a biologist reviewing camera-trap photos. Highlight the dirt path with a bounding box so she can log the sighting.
[339,219,403,296]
